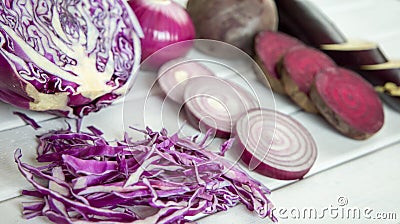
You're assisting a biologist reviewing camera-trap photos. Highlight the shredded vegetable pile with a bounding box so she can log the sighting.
[15,126,276,223]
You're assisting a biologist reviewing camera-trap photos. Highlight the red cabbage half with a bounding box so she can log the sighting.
[15,126,276,223]
[0,0,142,117]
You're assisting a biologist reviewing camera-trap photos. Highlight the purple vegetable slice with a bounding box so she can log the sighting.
[15,126,277,223]
[254,31,304,94]
[0,0,142,117]
[276,0,389,67]
[13,111,41,130]
[157,58,215,104]
[310,67,384,140]
[183,76,259,138]
[276,0,400,113]
[232,109,317,180]
[281,46,336,113]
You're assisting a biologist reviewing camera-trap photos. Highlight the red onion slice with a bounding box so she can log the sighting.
[184,76,259,138]
[157,58,215,104]
[233,109,317,180]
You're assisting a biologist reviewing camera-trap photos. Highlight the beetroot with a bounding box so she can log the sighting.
[280,47,336,113]
[254,31,304,94]
[276,0,389,68]
[275,0,400,113]
[186,0,278,56]
[310,67,384,140]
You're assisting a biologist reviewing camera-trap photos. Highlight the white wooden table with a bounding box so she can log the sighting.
[0,0,399,223]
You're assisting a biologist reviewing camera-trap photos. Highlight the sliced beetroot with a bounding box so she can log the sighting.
[254,31,304,94]
[276,0,400,114]
[232,109,317,180]
[183,76,259,138]
[281,46,336,113]
[275,0,389,68]
[157,58,215,104]
[310,67,384,140]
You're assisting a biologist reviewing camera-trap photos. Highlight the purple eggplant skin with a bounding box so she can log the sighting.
[275,0,388,67]
[275,0,400,112]
[275,0,347,45]
[357,68,400,87]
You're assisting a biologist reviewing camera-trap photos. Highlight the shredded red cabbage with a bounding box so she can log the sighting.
[15,126,276,223]
[13,111,42,130]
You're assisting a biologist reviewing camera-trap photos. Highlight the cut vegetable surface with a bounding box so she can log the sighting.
[276,0,400,113]
[281,47,336,113]
[232,109,317,180]
[255,31,304,94]
[158,58,215,104]
[320,41,387,68]
[0,0,142,117]
[15,126,276,223]
[310,67,384,140]
[186,0,278,56]
[276,0,389,68]
[184,77,259,138]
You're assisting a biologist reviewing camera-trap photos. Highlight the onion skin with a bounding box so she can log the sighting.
[310,67,384,140]
[232,109,318,180]
[187,0,278,56]
[237,148,314,180]
[129,0,195,70]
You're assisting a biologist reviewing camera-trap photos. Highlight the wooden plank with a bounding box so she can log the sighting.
[0,43,303,202]
[219,105,400,191]
[2,138,399,224]
[0,118,74,201]
[1,92,398,202]
[198,141,400,224]
[1,0,399,223]
[308,0,400,59]
[0,102,55,132]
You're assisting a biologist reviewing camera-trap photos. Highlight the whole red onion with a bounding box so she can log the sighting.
[129,0,196,70]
